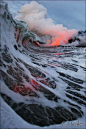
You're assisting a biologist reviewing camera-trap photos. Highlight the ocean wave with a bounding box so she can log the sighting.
[0,1,86,127]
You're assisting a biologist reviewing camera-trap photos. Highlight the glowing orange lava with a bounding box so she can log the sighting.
[51,30,77,46]
[31,79,39,86]
[52,34,70,46]
[12,85,31,96]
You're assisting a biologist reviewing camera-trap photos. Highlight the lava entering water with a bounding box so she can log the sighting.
[50,31,76,46]
[15,1,77,46]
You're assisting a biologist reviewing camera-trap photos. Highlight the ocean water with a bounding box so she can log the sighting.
[0,1,86,129]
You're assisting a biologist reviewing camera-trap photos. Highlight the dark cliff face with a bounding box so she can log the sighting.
[0,1,86,127]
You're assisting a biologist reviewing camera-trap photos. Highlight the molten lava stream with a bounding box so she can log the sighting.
[51,30,76,46]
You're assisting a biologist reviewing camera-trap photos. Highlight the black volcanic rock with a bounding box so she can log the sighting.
[68,30,86,47]
[1,93,84,127]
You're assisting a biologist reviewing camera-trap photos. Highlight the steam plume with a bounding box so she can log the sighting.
[15,1,77,46]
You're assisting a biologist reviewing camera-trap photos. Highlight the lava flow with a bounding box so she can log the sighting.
[51,30,77,46]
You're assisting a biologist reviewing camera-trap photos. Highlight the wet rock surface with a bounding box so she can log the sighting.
[1,46,86,126]
[1,47,86,126]
[1,93,84,126]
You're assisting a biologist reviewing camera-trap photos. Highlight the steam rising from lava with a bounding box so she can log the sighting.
[15,1,77,46]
